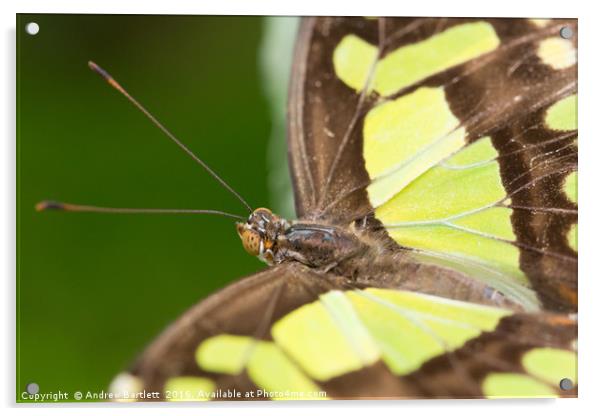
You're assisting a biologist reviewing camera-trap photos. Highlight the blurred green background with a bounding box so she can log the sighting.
[17,14,297,401]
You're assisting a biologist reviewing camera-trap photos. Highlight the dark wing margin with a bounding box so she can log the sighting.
[287,17,316,218]
[287,17,378,222]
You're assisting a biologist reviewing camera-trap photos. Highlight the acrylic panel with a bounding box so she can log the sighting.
[16,14,577,402]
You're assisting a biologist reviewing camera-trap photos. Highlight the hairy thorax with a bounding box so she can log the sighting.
[237,208,523,310]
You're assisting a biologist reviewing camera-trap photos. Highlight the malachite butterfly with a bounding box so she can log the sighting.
[38,17,577,400]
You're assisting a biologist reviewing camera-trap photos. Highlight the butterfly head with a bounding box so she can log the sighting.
[236,208,290,264]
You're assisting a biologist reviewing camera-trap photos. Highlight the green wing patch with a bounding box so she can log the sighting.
[334,21,500,95]
[364,87,465,206]
[567,224,577,251]
[190,288,574,399]
[482,373,557,398]
[522,347,577,386]
[369,135,536,307]
[197,334,326,400]
[564,171,577,204]
[546,94,577,130]
[346,289,510,375]
[537,37,577,70]
[272,290,380,381]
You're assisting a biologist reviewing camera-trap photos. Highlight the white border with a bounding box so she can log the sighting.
[3,1,600,415]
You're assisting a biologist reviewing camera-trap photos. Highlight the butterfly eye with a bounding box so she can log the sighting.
[253,207,272,216]
[252,208,274,223]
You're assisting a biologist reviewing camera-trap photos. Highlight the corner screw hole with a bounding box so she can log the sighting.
[560,26,573,40]
[26,382,40,394]
[559,377,574,391]
[25,22,40,36]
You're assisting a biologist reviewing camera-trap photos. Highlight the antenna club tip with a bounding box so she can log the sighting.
[88,60,114,84]
[35,201,48,211]
[36,200,64,212]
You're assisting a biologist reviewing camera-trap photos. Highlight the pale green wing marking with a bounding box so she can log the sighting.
[564,171,577,204]
[196,334,326,399]
[537,37,577,70]
[334,22,500,95]
[246,340,328,400]
[272,290,380,381]
[196,334,250,375]
[482,373,557,398]
[529,19,552,28]
[346,288,510,375]
[371,136,534,306]
[361,288,511,329]
[164,376,215,402]
[545,94,577,131]
[375,137,506,222]
[364,87,466,207]
[522,347,577,385]
[333,35,378,93]
[568,224,577,251]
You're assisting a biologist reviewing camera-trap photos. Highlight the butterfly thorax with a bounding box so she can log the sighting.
[236,207,366,268]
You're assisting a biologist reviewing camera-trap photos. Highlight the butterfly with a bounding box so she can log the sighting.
[39,17,577,400]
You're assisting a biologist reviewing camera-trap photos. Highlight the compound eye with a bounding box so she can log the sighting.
[253,207,272,216]
[238,227,262,256]
[252,207,273,222]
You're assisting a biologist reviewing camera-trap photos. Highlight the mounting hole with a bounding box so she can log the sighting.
[25,22,40,35]
[559,377,574,391]
[26,382,39,394]
[559,26,573,40]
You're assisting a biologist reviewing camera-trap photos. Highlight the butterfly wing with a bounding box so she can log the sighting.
[288,17,577,312]
[116,264,576,400]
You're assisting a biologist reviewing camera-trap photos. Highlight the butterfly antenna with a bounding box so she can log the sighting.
[87,61,253,213]
[36,200,247,221]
